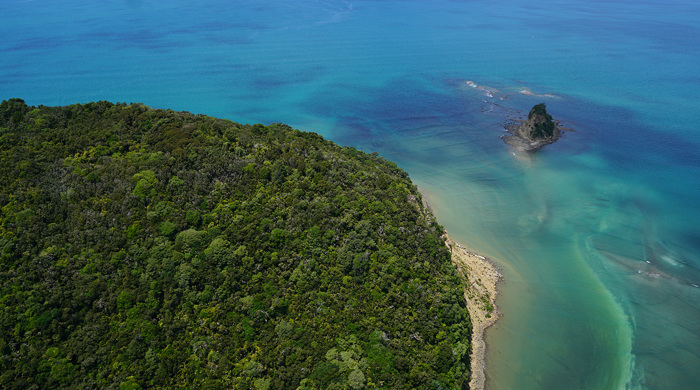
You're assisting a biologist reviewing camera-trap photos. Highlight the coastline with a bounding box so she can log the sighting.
[417,188,503,390]
[444,234,502,390]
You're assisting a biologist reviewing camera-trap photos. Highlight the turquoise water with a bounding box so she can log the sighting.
[2,0,699,388]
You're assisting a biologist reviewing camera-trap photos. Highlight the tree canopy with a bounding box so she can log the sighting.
[0,99,472,389]
[527,103,555,139]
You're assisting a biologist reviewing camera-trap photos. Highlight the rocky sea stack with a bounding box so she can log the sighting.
[503,103,562,151]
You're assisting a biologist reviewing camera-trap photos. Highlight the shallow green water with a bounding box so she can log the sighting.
[415,163,635,389]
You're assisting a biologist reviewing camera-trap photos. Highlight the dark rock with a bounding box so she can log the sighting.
[502,103,561,151]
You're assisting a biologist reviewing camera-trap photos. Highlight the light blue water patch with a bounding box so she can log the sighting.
[2,0,700,388]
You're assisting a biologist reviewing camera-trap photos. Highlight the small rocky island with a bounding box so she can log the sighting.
[503,103,562,151]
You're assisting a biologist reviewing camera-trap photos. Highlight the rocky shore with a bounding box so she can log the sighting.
[502,103,563,151]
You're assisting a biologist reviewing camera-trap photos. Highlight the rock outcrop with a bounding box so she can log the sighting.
[503,103,561,151]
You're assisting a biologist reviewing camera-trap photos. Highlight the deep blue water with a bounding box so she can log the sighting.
[2,0,699,388]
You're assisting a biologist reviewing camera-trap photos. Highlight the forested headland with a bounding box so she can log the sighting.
[0,99,472,389]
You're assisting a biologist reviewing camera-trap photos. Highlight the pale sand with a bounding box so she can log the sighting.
[445,234,502,390]
[417,191,502,389]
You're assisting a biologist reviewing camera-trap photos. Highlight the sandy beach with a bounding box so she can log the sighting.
[445,234,502,390]
[418,189,503,389]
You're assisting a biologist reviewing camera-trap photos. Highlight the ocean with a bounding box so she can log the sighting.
[2,0,699,388]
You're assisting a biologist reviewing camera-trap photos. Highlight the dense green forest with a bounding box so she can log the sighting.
[527,103,556,139]
[0,99,472,389]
